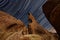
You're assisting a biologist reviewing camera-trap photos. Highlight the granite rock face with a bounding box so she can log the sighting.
[0,11,58,40]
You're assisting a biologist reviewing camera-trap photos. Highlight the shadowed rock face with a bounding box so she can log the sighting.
[0,11,58,40]
[42,0,60,37]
